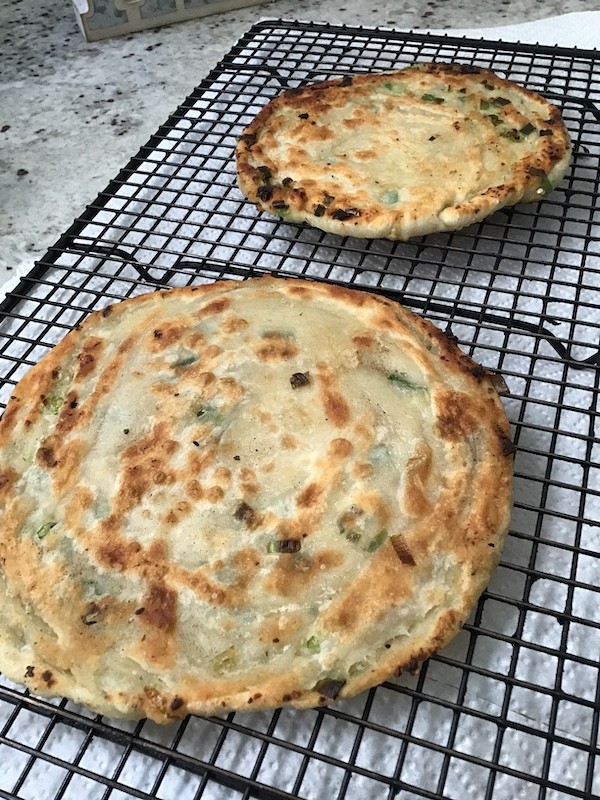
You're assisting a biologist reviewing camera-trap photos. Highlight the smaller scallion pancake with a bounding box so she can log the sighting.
[236,62,572,239]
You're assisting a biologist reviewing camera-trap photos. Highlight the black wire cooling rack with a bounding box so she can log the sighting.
[1,19,599,800]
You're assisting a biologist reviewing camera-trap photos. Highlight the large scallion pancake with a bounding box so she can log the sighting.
[236,62,572,239]
[0,277,513,722]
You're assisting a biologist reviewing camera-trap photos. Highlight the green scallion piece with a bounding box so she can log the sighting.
[367,530,388,552]
[537,174,554,196]
[44,394,64,414]
[267,538,301,554]
[388,372,421,390]
[421,93,444,104]
[172,355,197,369]
[36,522,57,540]
[520,122,536,136]
[306,636,320,654]
[381,189,399,205]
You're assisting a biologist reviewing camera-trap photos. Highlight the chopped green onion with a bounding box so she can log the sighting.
[388,372,421,390]
[479,99,490,111]
[536,174,554,196]
[520,122,536,136]
[421,93,444,104]
[267,538,301,554]
[36,522,57,540]
[367,530,388,552]
[381,189,399,205]
[500,129,522,141]
[487,114,502,127]
[43,394,64,414]
[306,636,320,654]
[171,355,197,369]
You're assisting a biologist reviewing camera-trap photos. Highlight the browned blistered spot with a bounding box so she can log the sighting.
[142,686,168,715]
[25,665,35,678]
[187,447,215,476]
[117,423,179,512]
[206,485,225,503]
[329,438,352,459]
[286,285,311,299]
[316,364,351,428]
[76,336,104,380]
[149,321,185,350]
[264,550,343,598]
[0,468,17,498]
[296,482,323,509]
[255,335,299,361]
[436,391,477,441]
[170,696,184,711]
[403,442,433,518]
[280,434,298,449]
[41,670,56,687]
[221,314,249,333]
[214,467,232,485]
[352,462,374,480]
[55,391,82,435]
[0,395,22,430]
[98,537,143,571]
[185,479,204,501]
[322,388,350,428]
[355,149,377,160]
[204,344,222,360]
[352,332,375,348]
[198,298,231,318]
[142,583,177,632]
[36,443,58,468]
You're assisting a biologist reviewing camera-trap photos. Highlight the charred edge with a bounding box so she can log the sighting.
[257,165,272,182]
[170,696,184,711]
[290,372,310,388]
[314,679,346,700]
[239,133,257,146]
[257,185,273,201]
[282,690,303,702]
[331,208,361,221]
[41,670,56,687]
[497,427,517,456]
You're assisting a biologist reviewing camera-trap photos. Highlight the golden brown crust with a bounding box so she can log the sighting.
[236,62,572,239]
[0,277,513,721]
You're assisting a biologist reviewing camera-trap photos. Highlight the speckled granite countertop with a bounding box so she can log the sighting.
[1,0,598,286]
